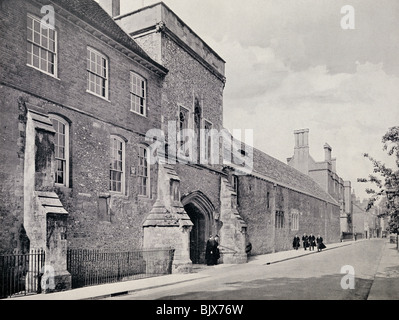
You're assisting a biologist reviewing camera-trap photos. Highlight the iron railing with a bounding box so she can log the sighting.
[0,249,45,299]
[67,248,175,289]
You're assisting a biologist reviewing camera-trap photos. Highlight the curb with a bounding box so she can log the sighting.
[86,274,210,300]
[7,241,358,300]
[263,241,354,265]
[245,241,355,266]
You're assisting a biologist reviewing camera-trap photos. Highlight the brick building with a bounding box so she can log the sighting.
[0,0,342,291]
[0,0,169,287]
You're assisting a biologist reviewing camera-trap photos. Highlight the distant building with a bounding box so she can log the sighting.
[287,129,353,235]
[352,194,389,239]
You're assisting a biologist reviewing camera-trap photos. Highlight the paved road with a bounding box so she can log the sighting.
[106,239,387,300]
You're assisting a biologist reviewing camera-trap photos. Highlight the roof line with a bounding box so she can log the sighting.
[227,164,339,206]
[114,1,226,63]
[42,0,168,76]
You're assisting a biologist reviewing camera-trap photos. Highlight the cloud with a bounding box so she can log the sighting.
[218,39,399,199]
[116,0,399,200]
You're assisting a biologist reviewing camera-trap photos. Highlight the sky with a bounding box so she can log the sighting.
[114,0,399,201]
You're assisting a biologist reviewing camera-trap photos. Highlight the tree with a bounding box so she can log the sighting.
[358,126,399,234]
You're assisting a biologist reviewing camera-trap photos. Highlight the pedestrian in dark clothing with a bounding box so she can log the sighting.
[205,235,220,266]
[293,235,300,250]
[245,233,252,256]
[308,233,316,251]
[316,234,326,252]
[302,233,309,250]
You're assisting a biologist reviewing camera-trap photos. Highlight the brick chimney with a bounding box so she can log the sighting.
[98,0,121,18]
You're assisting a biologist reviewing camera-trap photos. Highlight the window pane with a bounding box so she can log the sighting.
[33,20,40,32]
[27,16,33,28]
[33,55,39,68]
[41,35,48,49]
[59,147,64,159]
[33,44,39,56]
[33,31,40,44]
[49,28,55,41]
[27,28,33,41]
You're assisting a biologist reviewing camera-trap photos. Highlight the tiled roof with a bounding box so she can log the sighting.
[230,143,338,205]
[50,0,167,74]
[252,147,338,204]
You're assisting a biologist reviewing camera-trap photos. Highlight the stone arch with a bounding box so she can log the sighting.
[181,191,215,264]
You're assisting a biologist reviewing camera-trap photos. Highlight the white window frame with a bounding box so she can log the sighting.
[130,72,147,116]
[50,115,69,187]
[87,47,109,100]
[27,14,58,77]
[138,145,150,197]
[109,135,125,194]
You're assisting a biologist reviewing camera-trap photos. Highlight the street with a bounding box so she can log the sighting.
[105,239,393,300]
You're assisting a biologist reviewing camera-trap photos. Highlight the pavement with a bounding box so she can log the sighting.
[367,240,399,300]
[5,238,398,300]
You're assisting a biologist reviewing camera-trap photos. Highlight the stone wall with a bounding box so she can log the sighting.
[237,175,341,255]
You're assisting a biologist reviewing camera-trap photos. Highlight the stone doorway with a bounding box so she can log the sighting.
[181,191,215,265]
[185,203,207,264]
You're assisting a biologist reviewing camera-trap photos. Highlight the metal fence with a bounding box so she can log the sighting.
[0,249,45,299]
[67,248,175,289]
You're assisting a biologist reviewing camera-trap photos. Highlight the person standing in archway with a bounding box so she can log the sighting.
[205,235,220,266]
[213,235,220,265]
[205,235,215,266]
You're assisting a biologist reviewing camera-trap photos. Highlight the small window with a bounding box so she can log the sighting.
[232,175,238,194]
[291,211,299,231]
[275,211,284,229]
[204,120,212,161]
[266,192,270,209]
[130,72,146,116]
[50,115,69,187]
[170,179,180,202]
[27,14,57,76]
[109,136,125,193]
[178,106,190,157]
[87,47,108,99]
[138,145,150,197]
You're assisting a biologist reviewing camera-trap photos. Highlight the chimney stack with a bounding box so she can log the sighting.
[289,129,310,175]
[294,128,309,149]
[98,0,121,18]
[324,143,332,162]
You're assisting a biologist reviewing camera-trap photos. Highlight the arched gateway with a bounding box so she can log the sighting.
[181,191,216,264]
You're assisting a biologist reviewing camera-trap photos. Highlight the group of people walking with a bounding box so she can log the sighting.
[293,233,326,252]
[204,232,325,266]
